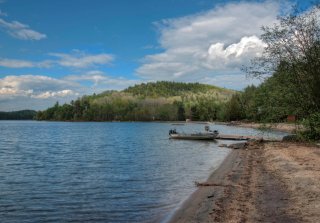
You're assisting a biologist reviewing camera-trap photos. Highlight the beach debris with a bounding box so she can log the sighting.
[227,142,247,150]
[195,181,239,187]
[207,194,215,198]
[226,140,265,150]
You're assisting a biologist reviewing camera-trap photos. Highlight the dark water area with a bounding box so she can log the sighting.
[0,121,286,222]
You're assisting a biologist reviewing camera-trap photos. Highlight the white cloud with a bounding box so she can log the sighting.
[49,51,114,68]
[137,1,283,89]
[0,18,46,40]
[32,89,76,99]
[206,35,266,69]
[208,36,266,59]
[0,58,53,68]
[0,75,79,99]
[0,75,81,111]
[0,58,34,68]
[198,74,262,90]
[0,50,114,69]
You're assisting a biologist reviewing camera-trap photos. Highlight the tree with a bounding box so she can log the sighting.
[245,5,320,138]
[223,94,244,121]
[174,101,185,121]
[246,5,320,117]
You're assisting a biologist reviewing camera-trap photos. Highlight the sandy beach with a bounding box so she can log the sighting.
[169,141,320,222]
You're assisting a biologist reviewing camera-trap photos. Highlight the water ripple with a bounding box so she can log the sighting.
[0,121,286,222]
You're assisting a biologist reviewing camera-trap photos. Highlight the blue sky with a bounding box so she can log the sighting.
[0,0,316,111]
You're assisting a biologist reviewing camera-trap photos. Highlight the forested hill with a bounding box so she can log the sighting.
[0,110,37,120]
[123,81,226,97]
[36,81,235,122]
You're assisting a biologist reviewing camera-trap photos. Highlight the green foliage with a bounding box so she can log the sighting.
[123,81,230,98]
[0,110,37,120]
[300,112,320,140]
[36,81,233,122]
[221,94,245,121]
[241,4,320,139]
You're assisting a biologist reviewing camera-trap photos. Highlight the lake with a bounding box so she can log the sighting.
[0,121,286,222]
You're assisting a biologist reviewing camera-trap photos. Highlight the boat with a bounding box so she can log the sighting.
[169,126,219,140]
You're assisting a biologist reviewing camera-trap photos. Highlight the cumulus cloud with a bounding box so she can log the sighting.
[206,35,267,69]
[49,51,114,68]
[137,1,283,89]
[0,75,79,99]
[0,18,46,40]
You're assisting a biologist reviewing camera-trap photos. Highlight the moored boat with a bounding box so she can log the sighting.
[169,126,219,140]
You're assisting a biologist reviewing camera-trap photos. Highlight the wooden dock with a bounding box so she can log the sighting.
[216,134,281,141]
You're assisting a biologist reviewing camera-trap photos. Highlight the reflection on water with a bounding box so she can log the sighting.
[0,121,286,222]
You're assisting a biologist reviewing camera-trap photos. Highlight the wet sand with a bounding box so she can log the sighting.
[169,141,320,222]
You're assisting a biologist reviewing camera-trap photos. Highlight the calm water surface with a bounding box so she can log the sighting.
[0,121,286,222]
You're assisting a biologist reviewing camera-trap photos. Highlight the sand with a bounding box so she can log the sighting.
[168,141,320,223]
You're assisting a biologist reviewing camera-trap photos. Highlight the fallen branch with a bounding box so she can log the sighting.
[195,181,240,187]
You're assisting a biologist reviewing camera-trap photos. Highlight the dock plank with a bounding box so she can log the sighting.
[216,134,281,142]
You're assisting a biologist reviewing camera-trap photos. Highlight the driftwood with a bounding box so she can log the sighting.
[227,142,247,149]
[195,181,240,187]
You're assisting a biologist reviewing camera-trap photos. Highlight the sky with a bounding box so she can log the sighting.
[0,0,315,111]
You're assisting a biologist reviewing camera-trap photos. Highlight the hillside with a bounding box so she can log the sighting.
[123,81,232,97]
[36,81,236,121]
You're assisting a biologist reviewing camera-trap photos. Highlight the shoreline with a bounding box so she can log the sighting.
[162,148,233,223]
[167,149,238,222]
[6,119,299,134]
[167,141,320,222]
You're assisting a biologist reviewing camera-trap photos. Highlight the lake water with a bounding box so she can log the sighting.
[0,121,286,222]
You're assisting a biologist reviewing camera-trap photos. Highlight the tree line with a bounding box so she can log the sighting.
[36,82,234,122]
